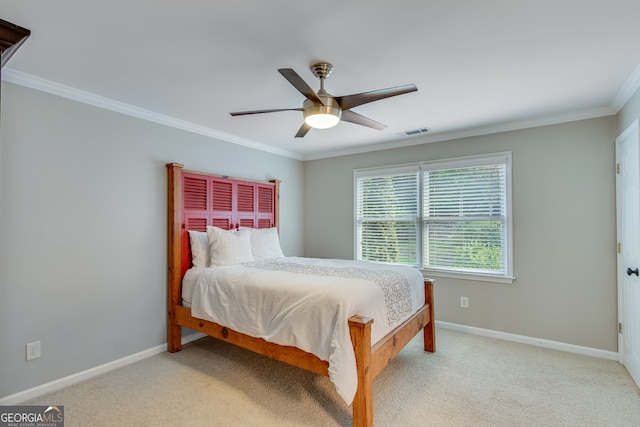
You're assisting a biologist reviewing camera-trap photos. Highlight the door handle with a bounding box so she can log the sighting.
[626,267,639,276]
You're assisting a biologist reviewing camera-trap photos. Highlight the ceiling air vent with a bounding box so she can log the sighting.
[404,127,430,136]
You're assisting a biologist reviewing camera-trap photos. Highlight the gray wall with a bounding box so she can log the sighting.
[305,117,618,351]
[618,86,640,134]
[3,76,640,399]
[0,82,304,398]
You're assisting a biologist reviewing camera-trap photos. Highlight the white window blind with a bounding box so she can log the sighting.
[355,153,512,281]
[355,167,419,265]
[423,160,507,275]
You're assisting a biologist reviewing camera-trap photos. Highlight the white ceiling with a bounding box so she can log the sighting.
[2,0,640,160]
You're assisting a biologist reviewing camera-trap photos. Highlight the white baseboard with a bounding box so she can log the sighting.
[0,332,206,406]
[1,325,617,405]
[436,321,619,361]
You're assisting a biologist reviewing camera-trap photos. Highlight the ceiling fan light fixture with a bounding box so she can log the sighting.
[303,98,342,129]
[304,109,341,129]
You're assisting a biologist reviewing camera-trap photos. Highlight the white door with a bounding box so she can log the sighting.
[616,119,640,387]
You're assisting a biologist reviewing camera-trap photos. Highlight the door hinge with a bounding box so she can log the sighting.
[617,242,622,253]
[617,163,621,174]
[619,322,623,333]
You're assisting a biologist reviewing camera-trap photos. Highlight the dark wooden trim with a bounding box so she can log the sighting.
[0,19,30,69]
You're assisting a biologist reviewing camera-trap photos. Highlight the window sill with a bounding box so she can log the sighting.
[420,269,515,284]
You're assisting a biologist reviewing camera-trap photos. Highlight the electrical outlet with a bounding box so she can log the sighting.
[460,296,469,308]
[26,341,41,361]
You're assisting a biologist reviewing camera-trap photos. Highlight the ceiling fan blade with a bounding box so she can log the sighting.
[278,68,324,105]
[334,84,417,110]
[341,110,387,130]
[230,108,302,116]
[295,122,312,138]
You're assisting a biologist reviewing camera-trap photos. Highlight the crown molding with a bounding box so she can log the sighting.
[611,62,640,112]
[1,68,303,161]
[302,105,617,161]
[4,66,638,163]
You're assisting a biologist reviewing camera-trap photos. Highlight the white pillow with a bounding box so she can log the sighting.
[206,226,254,266]
[240,227,285,260]
[188,230,209,268]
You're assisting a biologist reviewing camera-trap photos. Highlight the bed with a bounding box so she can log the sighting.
[166,163,435,427]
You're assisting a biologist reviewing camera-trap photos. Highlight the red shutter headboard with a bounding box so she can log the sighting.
[166,163,281,293]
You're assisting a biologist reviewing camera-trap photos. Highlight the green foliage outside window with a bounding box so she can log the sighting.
[356,153,510,277]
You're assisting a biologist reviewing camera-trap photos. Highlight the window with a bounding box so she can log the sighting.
[355,152,513,282]
[356,166,420,264]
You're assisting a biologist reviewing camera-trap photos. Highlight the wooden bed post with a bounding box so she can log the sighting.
[349,315,374,427]
[270,179,281,231]
[166,163,184,353]
[424,279,436,353]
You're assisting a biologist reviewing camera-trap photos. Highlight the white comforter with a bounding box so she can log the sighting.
[183,257,425,405]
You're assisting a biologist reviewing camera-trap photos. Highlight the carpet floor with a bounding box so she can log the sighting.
[23,328,640,426]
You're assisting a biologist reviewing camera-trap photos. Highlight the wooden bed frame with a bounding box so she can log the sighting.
[166,163,435,427]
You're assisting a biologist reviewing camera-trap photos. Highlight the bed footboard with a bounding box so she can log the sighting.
[349,279,435,427]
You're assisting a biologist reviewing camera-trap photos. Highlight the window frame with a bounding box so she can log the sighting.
[354,152,514,284]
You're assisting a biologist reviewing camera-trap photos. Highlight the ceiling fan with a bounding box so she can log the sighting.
[229,62,418,138]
